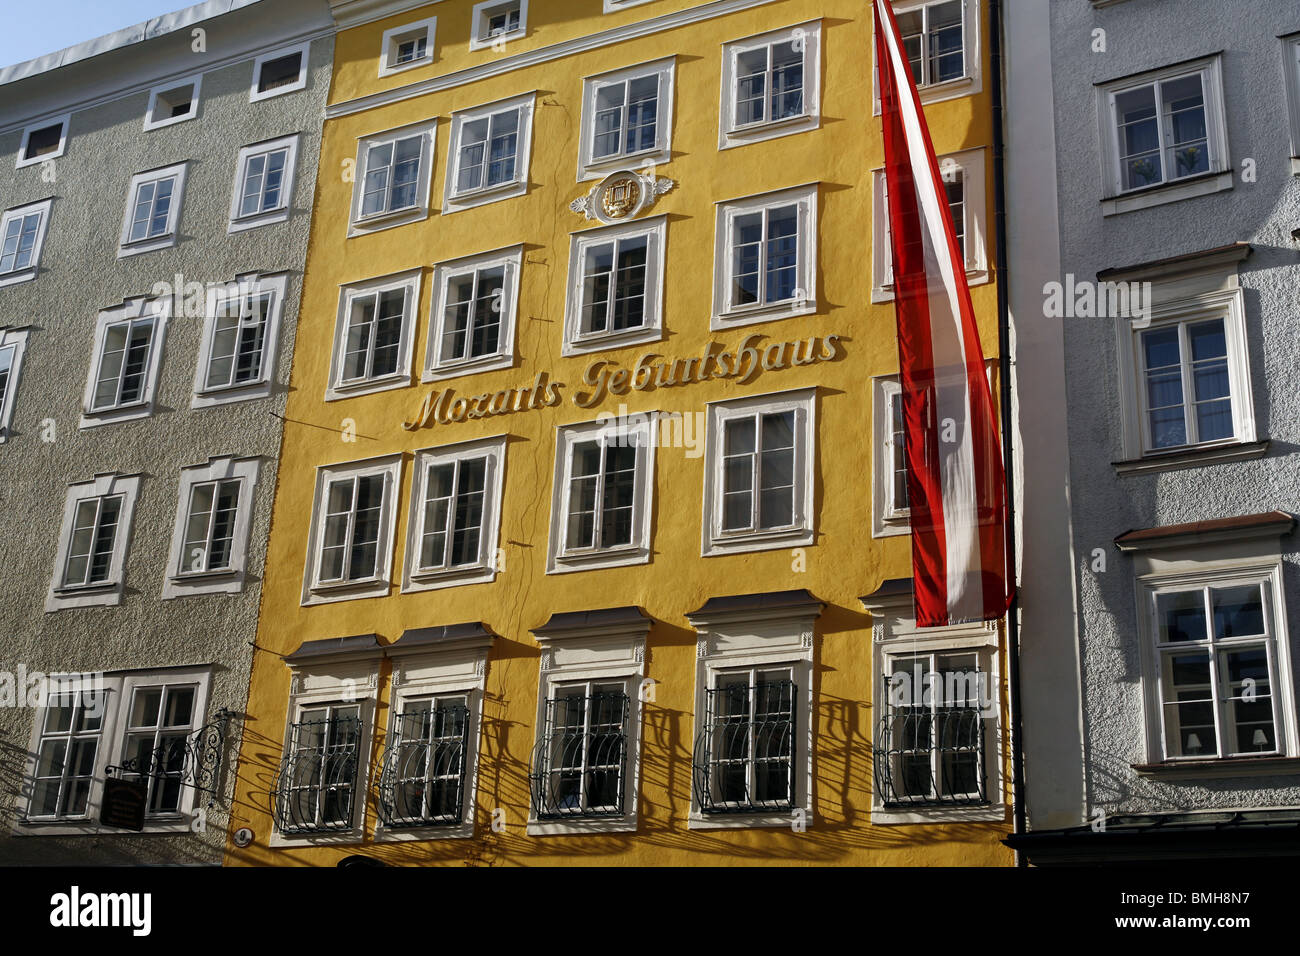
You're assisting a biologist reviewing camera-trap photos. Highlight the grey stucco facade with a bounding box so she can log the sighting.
[1009,0,1300,850]
[0,0,332,863]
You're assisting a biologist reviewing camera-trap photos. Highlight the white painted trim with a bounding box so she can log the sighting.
[324,0,780,119]
[191,272,289,408]
[45,473,144,612]
[79,296,172,429]
[143,74,202,131]
[469,0,528,52]
[379,16,438,78]
[248,41,311,102]
[0,327,31,442]
[117,161,189,259]
[162,456,262,599]
[871,375,911,538]
[576,56,676,182]
[442,91,535,215]
[423,245,522,381]
[227,134,301,234]
[15,114,70,169]
[718,20,822,151]
[327,268,423,401]
[347,117,438,237]
[870,0,984,114]
[562,216,666,357]
[0,197,55,288]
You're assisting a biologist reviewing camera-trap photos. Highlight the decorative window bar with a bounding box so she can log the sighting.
[529,688,629,819]
[875,703,987,807]
[272,710,362,834]
[376,699,470,827]
[694,678,795,813]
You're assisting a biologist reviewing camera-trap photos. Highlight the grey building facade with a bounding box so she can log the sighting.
[0,0,333,864]
[1007,0,1300,862]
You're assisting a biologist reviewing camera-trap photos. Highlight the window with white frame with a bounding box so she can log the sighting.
[688,591,820,829]
[81,298,170,428]
[229,134,300,232]
[444,93,535,214]
[528,607,649,835]
[547,416,655,573]
[712,184,817,328]
[144,77,201,131]
[163,456,261,599]
[303,455,402,605]
[1114,259,1255,463]
[349,119,437,235]
[380,17,437,76]
[19,667,214,832]
[119,162,188,257]
[1099,56,1230,213]
[719,21,821,150]
[425,246,521,380]
[873,0,981,112]
[47,473,142,611]
[250,43,309,102]
[470,0,527,51]
[402,436,506,592]
[0,326,31,441]
[579,58,674,178]
[328,270,421,401]
[563,216,665,356]
[871,376,911,537]
[0,198,54,286]
[193,273,287,408]
[702,388,815,557]
[16,115,69,168]
[863,584,1002,824]
[871,148,987,301]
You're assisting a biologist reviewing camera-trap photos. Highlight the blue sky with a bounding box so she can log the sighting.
[1,1,183,68]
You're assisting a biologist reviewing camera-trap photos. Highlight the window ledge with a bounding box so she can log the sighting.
[117,234,179,259]
[53,582,117,596]
[1132,756,1300,780]
[1101,169,1233,216]
[562,325,661,357]
[422,353,513,383]
[1113,439,1268,476]
[871,267,990,304]
[871,803,1004,826]
[688,810,809,830]
[549,546,649,575]
[527,816,638,836]
[228,206,290,235]
[443,178,527,215]
[0,268,37,288]
[192,379,273,409]
[712,300,816,331]
[325,373,412,402]
[171,568,238,582]
[704,526,814,557]
[579,146,672,183]
[347,203,429,238]
[311,577,385,596]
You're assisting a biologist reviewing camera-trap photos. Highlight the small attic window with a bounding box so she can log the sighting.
[379,17,437,77]
[250,44,309,102]
[17,117,69,168]
[144,77,201,131]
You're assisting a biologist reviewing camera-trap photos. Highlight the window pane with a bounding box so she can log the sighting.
[625,75,659,152]
[1116,85,1162,189]
[735,48,768,125]
[758,411,795,528]
[1142,327,1185,448]
[389,136,422,210]
[593,82,625,159]
[765,205,799,303]
[611,237,647,331]
[1188,319,1231,442]
[1161,74,1208,179]
[1211,584,1265,639]
[1157,590,1207,643]
[362,142,393,216]
[732,212,763,305]
[928,0,964,83]
[769,41,803,120]
[581,242,614,334]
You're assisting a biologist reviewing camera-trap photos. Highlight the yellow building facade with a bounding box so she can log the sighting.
[225,0,1014,866]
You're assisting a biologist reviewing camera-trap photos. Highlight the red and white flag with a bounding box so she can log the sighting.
[873,0,1011,626]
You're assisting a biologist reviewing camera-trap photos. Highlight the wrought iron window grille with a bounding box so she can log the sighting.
[377,701,470,828]
[529,690,629,819]
[105,707,232,800]
[272,713,363,834]
[874,703,987,808]
[693,679,796,813]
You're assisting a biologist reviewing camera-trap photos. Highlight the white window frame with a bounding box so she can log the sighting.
[402,435,507,593]
[16,666,213,836]
[865,588,1004,825]
[0,197,55,287]
[0,326,30,442]
[143,75,202,131]
[712,184,817,330]
[701,387,815,557]
[528,613,649,835]
[228,134,301,233]
[46,473,142,612]
[16,114,69,169]
[871,375,912,538]
[301,454,403,606]
[272,654,381,846]
[1097,55,1231,216]
[192,272,288,409]
[443,92,536,215]
[380,16,438,77]
[80,296,171,429]
[871,0,982,113]
[578,57,676,180]
[562,216,666,356]
[424,245,522,381]
[1115,266,1255,463]
[719,20,822,151]
[378,632,494,842]
[870,147,988,302]
[547,415,656,574]
[687,597,820,830]
[249,42,311,102]
[469,0,528,52]
[348,118,438,236]
[162,456,262,600]
[1285,35,1300,175]
[118,162,189,258]
[327,269,422,401]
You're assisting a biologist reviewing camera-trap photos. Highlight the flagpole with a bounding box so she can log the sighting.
[988,0,1027,864]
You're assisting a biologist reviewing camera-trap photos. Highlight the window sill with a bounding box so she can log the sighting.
[15,817,195,836]
[443,178,527,215]
[527,816,638,836]
[561,324,662,358]
[711,299,816,332]
[688,809,809,830]
[378,56,434,79]
[1132,756,1300,780]
[1101,169,1233,216]
[53,582,117,596]
[269,828,364,848]
[872,517,911,539]
[171,567,239,582]
[192,379,273,409]
[0,267,37,288]
[325,373,412,402]
[872,74,978,116]
[79,403,154,429]
[872,267,990,304]
[422,352,514,383]
[578,144,671,183]
[117,234,178,259]
[719,112,818,151]
[228,205,290,235]
[548,545,650,575]
[347,203,429,237]
[871,803,1005,826]
[374,820,474,841]
[402,562,498,593]
[468,30,524,53]
[703,526,814,558]
[1113,439,1267,476]
[304,575,392,607]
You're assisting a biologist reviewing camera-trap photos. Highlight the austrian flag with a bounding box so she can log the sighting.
[872,0,1011,626]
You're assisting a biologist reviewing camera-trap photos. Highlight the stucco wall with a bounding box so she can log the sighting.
[1046,0,1300,817]
[0,16,333,863]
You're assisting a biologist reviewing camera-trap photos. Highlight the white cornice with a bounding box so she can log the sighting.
[331,0,443,30]
[325,0,778,119]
